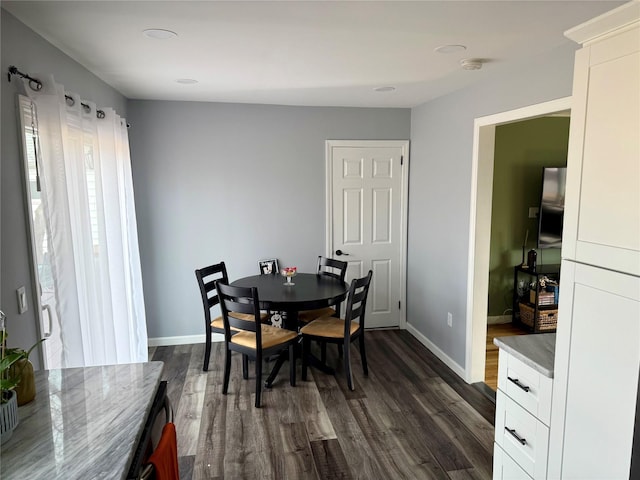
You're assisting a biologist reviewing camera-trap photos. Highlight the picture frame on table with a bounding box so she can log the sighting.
[258,258,279,275]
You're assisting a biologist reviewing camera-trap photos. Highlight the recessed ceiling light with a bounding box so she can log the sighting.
[373,86,396,92]
[176,79,198,85]
[143,29,177,39]
[434,44,467,54]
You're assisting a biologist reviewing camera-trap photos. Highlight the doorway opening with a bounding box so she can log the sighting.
[465,97,572,387]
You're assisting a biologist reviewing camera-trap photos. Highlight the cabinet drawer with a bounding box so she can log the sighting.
[493,443,532,480]
[498,350,552,425]
[495,392,549,480]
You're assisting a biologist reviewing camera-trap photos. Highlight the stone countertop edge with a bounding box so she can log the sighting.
[494,333,556,378]
[0,361,165,480]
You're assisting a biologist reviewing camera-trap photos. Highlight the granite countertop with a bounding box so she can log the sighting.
[494,333,556,378]
[1,361,164,479]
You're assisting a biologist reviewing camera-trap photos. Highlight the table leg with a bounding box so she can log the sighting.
[264,353,287,388]
[265,310,299,387]
[306,350,335,375]
[265,310,337,385]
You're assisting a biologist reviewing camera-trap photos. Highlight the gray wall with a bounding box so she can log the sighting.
[408,42,578,368]
[127,101,410,339]
[1,10,127,367]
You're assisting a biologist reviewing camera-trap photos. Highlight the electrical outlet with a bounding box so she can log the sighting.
[447,312,453,327]
[17,286,28,314]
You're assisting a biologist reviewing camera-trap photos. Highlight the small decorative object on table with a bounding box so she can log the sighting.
[258,258,279,275]
[281,267,297,286]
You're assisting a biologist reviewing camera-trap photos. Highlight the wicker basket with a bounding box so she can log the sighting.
[519,302,558,331]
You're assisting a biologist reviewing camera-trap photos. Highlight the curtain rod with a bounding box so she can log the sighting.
[7,65,42,91]
[63,94,106,119]
[7,65,129,126]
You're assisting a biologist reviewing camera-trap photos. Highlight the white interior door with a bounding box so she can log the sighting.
[327,140,408,329]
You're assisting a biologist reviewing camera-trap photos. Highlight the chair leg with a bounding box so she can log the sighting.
[203,332,211,371]
[344,339,354,391]
[255,354,263,408]
[320,343,327,364]
[222,347,231,394]
[242,354,249,379]
[289,344,296,387]
[302,338,309,381]
[359,333,368,376]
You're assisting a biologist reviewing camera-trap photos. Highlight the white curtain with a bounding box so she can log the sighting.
[22,75,147,367]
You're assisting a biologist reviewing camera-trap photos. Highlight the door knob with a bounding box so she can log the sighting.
[335,249,350,256]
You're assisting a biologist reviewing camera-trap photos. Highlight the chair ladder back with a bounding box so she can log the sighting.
[196,262,229,323]
[227,314,259,333]
[217,282,262,338]
[317,256,348,282]
[343,271,373,334]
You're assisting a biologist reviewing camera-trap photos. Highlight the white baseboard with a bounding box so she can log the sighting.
[487,315,512,325]
[405,322,467,381]
[148,333,223,347]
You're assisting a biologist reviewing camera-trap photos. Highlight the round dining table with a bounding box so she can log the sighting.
[230,272,348,330]
[230,272,348,383]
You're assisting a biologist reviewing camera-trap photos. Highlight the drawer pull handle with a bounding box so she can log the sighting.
[507,376,530,392]
[505,427,527,446]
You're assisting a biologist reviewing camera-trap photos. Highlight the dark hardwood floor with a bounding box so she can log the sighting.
[150,330,495,479]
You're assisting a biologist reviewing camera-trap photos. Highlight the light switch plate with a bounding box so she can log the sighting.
[17,286,28,314]
[528,206,539,219]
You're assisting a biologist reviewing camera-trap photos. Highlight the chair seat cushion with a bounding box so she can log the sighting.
[231,324,299,349]
[211,316,226,331]
[300,317,359,339]
[297,307,337,323]
[211,312,268,331]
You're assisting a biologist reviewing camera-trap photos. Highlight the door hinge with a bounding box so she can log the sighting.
[398,301,401,310]
[400,155,403,166]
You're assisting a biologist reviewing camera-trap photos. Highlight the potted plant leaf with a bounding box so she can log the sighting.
[1,310,44,444]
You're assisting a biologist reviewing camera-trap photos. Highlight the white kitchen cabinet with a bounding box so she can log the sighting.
[548,4,640,478]
[549,261,640,478]
[498,350,553,426]
[494,347,553,480]
[493,444,532,480]
[561,3,640,277]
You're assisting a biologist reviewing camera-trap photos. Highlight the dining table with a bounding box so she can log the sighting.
[230,272,348,383]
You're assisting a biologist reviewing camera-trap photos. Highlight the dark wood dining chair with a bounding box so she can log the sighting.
[297,256,348,323]
[195,262,268,372]
[300,270,373,391]
[216,281,299,408]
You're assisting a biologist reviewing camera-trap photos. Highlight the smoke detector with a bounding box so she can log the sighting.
[460,58,483,71]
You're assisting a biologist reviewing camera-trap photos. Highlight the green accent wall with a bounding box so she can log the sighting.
[488,117,569,316]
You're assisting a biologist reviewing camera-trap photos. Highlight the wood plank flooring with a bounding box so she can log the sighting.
[484,323,529,391]
[150,330,496,479]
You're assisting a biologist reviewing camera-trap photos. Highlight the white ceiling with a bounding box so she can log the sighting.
[2,1,623,108]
